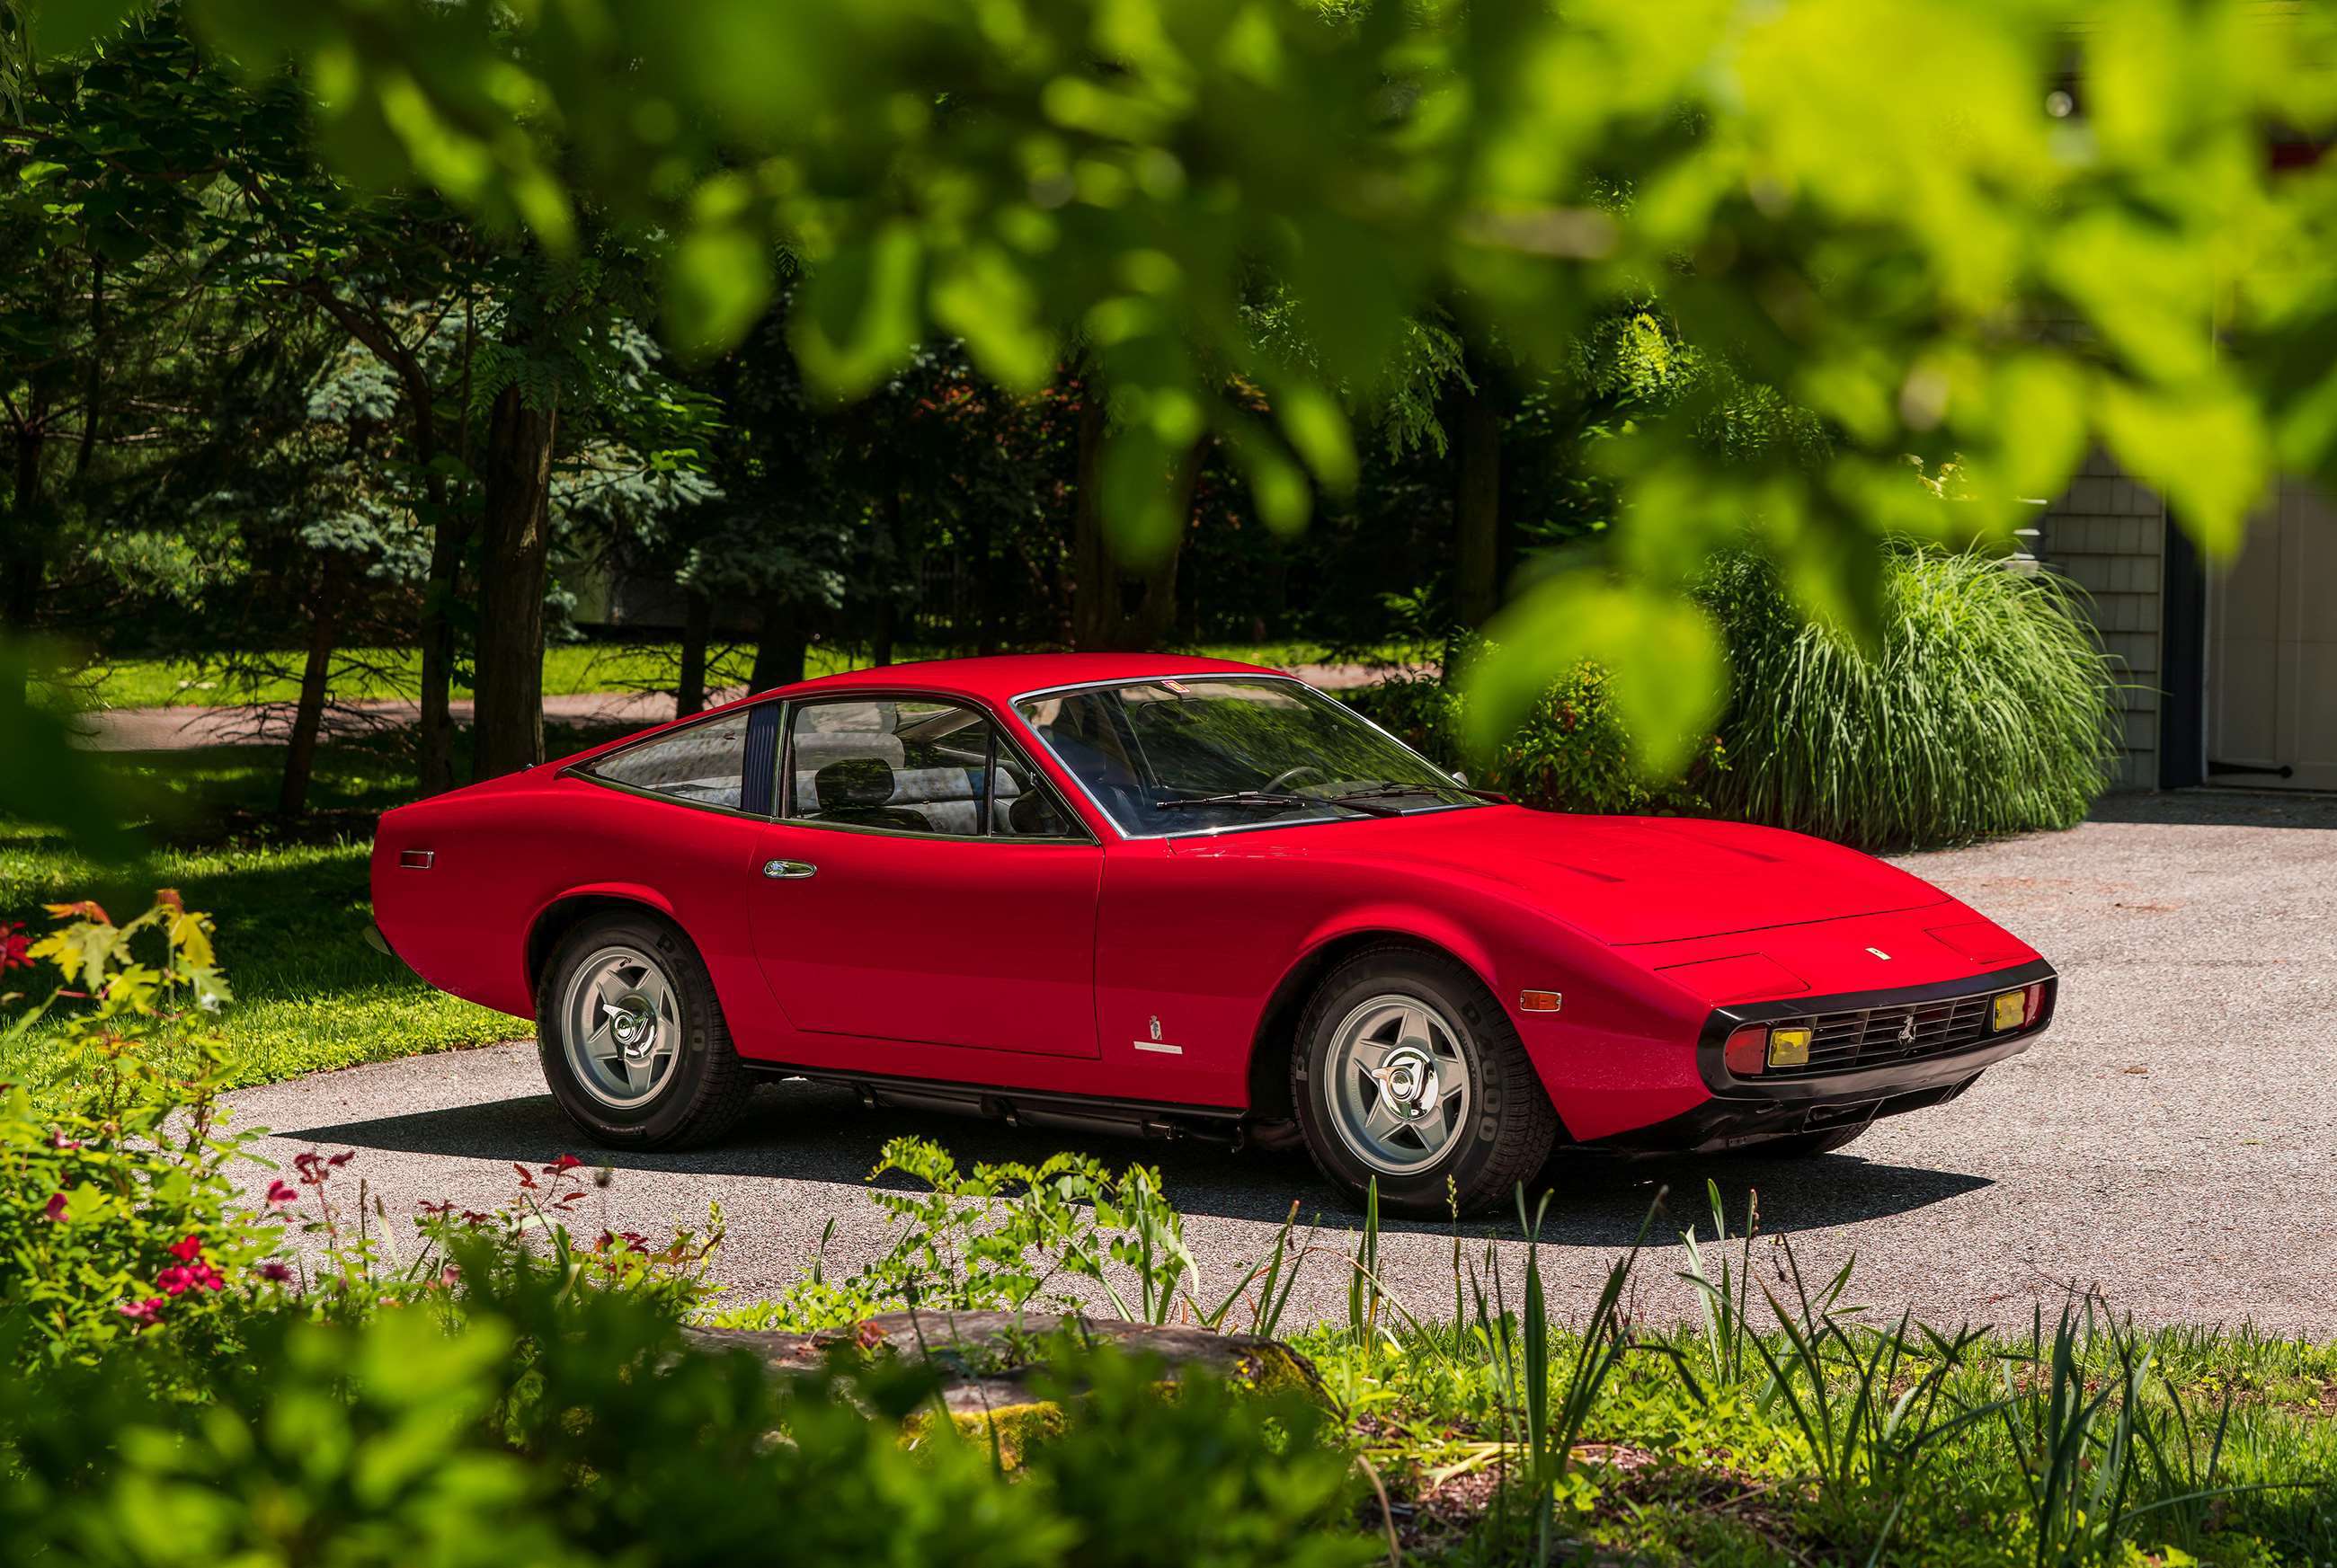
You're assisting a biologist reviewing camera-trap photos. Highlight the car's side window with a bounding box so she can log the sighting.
[580,706,767,811]
[991,740,1080,838]
[785,697,1083,838]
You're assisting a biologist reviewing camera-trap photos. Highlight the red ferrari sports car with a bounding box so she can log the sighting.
[370,653,2056,1215]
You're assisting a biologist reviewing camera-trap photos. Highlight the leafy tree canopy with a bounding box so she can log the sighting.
[19,0,2337,766]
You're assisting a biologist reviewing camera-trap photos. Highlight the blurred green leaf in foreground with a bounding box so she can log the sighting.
[20,0,2337,791]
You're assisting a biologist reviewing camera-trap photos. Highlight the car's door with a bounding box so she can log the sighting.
[555,700,786,1037]
[747,693,1104,1058]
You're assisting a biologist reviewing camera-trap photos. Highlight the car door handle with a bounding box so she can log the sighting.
[761,859,818,880]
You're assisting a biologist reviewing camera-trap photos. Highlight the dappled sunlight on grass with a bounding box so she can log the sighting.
[1,757,519,1093]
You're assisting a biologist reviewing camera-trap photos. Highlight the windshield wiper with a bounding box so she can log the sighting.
[1337,780,1510,805]
[1151,790,1400,819]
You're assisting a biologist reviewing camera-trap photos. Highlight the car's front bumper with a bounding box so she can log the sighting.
[1596,959,2057,1153]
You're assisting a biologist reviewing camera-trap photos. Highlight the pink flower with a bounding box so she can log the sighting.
[157,1260,224,1296]
[41,1192,67,1223]
[117,1297,164,1328]
[265,1180,298,1206]
[49,1129,83,1151]
[254,1261,293,1284]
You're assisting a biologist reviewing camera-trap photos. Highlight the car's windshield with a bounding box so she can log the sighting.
[1016,677,1484,837]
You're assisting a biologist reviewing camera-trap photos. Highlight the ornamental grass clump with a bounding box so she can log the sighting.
[1698,548,2120,851]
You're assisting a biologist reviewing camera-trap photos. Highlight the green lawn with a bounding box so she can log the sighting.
[74,639,1382,710]
[1,740,521,1095]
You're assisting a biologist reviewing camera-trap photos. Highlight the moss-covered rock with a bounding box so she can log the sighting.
[682,1309,1328,1464]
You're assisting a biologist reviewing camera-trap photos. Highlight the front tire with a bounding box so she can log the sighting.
[1291,945,1560,1218]
[536,912,753,1149]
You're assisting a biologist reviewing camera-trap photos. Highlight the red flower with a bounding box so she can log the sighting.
[117,1297,164,1328]
[157,1260,224,1296]
[0,922,30,973]
[264,1180,298,1206]
[48,1129,84,1150]
[255,1261,294,1283]
[41,1192,67,1223]
[168,1235,204,1262]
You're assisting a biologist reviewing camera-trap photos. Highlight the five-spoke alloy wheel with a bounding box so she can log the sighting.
[559,943,684,1110]
[1324,994,1474,1176]
[537,912,751,1148]
[1292,944,1560,1217]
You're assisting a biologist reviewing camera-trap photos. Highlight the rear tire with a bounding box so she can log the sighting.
[1724,1125,1868,1158]
[536,912,753,1149]
[1290,945,1560,1218]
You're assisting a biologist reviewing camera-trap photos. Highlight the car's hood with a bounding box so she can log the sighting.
[1348,807,1948,944]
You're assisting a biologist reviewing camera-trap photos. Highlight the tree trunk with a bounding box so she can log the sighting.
[279,570,342,817]
[871,486,903,666]
[472,383,560,779]
[1452,349,1503,629]
[1070,394,1113,651]
[676,589,711,717]
[1071,398,1201,652]
[2,416,42,633]
[414,509,467,793]
[972,501,997,656]
[73,256,102,481]
[415,301,471,795]
[750,595,806,692]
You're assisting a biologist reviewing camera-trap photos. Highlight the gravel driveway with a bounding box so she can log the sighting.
[222,792,2337,1335]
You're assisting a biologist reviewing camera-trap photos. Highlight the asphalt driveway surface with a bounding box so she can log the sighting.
[223,792,2337,1334]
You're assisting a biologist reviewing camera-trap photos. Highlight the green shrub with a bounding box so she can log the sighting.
[0,1245,1375,1568]
[1345,663,1723,815]
[1698,548,2120,850]
[0,895,277,1369]
[1469,662,1725,816]
[740,1137,1205,1331]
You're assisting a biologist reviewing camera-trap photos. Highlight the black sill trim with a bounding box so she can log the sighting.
[742,1062,1245,1142]
[1694,957,2057,1103]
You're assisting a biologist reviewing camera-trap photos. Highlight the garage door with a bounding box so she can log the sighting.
[2209,478,2337,790]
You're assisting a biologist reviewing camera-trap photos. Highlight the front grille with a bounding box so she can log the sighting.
[1773,992,1999,1077]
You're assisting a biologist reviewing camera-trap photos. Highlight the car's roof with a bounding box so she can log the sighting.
[779,652,1291,706]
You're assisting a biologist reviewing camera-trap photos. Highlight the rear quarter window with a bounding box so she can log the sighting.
[582,707,765,811]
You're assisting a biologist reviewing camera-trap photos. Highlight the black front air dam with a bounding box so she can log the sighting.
[1597,959,2057,1154]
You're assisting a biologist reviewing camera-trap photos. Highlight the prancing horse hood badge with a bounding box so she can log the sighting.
[1149,1015,1162,1041]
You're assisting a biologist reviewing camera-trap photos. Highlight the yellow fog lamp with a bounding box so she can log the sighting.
[1990,983,2043,1032]
[1765,1026,1812,1068]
